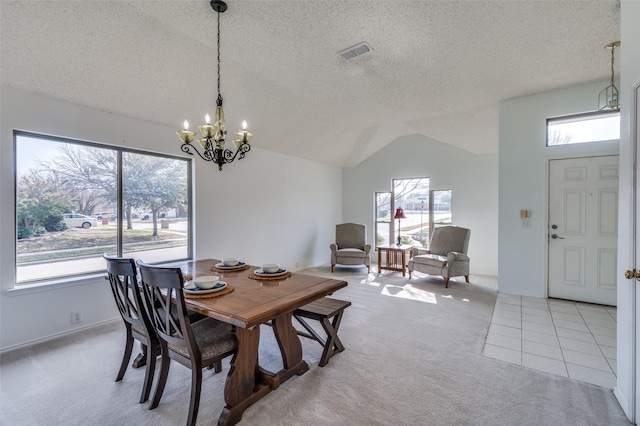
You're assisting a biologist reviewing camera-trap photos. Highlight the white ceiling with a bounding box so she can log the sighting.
[0,0,620,167]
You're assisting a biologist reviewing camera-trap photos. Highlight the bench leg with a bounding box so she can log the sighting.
[318,311,346,367]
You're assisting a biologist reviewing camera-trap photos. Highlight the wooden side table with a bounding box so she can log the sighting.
[377,244,413,276]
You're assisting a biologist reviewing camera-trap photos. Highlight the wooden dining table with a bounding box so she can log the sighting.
[169,259,348,426]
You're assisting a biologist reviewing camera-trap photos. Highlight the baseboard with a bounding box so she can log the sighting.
[0,317,121,355]
[613,386,634,423]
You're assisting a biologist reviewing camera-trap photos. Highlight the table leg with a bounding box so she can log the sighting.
[272,312,310,383]
[401,249,406,277]
[219,326,271,426]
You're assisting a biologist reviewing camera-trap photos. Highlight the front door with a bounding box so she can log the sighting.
[548,155,619,305]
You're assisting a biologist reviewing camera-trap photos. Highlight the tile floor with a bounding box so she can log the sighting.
[482,293,617,389]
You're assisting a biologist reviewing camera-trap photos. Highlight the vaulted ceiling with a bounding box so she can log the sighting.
[0,1,620,167]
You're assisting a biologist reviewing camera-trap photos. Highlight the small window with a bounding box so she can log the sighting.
[547,111,620,146]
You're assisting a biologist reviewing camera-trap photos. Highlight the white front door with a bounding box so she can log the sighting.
[548,155,619,305]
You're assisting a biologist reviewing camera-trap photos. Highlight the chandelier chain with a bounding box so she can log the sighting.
[610,46,615,86]
[217,9,222,103]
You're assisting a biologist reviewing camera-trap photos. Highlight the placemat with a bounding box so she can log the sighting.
[248,271,292,281]
[210,264,251,273]
[184,284,234,299]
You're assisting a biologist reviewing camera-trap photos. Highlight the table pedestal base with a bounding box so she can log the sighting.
[218,313,309,426]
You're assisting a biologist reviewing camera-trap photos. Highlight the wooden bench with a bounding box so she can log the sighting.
[293,297,351,367]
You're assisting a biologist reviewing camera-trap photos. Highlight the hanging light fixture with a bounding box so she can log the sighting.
[598,41,621,111]
[176,0,253,171]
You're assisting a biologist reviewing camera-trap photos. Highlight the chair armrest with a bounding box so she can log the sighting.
[364,244,371,254]
[412,247,431,256]
[330,244,337,254]
[447,252,470,263]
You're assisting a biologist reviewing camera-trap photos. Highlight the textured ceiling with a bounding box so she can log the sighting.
[0,0,620,167]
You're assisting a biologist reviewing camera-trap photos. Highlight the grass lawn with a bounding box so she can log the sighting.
[17,225,186,263]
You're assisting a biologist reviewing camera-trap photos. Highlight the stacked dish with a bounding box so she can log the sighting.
[184,276,227,294]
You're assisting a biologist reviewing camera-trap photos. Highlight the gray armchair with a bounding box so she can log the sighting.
[408,226,470,288]
[330,223,371,273]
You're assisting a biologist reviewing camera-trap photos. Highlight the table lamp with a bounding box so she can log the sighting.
[394,207,406,245]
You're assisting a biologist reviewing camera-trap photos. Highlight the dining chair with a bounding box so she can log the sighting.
[103,254,159,404]
[136,261,236,426]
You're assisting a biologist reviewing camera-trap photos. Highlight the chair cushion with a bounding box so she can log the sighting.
[411,254,447,268]
[168,318,235,361]
[336,248,366,258]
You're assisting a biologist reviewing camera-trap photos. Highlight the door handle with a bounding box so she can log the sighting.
[625,269,640,280]
[551,234,564,239]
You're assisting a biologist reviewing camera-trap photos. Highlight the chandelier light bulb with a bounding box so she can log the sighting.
[205,114,211,124]
[242,120,247,130]
[183,120,189,130]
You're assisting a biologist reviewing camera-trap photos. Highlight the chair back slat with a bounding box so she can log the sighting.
[104,255,150,331]
[137,261,201,360]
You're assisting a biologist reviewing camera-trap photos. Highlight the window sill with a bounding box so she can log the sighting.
[6,273,106,296]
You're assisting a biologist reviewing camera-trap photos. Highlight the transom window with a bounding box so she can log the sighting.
[547,110,620,146]
[14,131,192,284]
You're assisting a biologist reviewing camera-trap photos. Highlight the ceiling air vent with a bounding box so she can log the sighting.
[338,42,373,60]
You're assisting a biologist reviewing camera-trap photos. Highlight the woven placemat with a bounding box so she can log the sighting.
[210,264,251,273]
[248,271,292,281]
[184,284,234,299]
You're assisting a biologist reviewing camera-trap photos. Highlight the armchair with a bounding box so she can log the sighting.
[330,223,371,273]
[408,226,470,288]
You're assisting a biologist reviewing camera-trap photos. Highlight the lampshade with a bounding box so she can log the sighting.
[394,207,406,219]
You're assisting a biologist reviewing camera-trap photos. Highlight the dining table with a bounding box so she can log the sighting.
[168,259,348,426]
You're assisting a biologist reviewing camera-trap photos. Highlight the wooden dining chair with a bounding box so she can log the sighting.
[103,254,159,404]
[136,261,236,426]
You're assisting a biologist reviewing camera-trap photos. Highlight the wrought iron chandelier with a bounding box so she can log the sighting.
[177,0,253,171]
[598,41,621,111]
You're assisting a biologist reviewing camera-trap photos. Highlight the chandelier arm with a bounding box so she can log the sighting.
[181,141,216,162]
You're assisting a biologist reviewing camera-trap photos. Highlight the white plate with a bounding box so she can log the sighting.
[184,281,227,294]
[254,269,287,277]
[215,261,246,269]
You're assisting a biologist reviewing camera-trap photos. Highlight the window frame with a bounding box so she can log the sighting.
[13,130,193,286]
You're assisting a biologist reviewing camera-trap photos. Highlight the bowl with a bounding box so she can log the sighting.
[193,275,220,289]
[223,257,240,266]
[262,264,280,273]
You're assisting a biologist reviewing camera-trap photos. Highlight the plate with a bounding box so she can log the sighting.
[254,268,287,277]
[184,281,227,294]
[215,261,246,270]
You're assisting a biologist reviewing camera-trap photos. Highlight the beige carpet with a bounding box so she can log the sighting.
[0,267,631,426]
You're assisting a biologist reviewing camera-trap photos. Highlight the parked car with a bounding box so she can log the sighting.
[93,212,115,220]
[63,214,97,229]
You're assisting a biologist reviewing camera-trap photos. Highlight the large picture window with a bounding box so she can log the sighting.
[374,178,452,249]
[15,132,192,284]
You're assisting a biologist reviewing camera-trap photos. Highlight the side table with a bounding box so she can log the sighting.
[377,244,413,276]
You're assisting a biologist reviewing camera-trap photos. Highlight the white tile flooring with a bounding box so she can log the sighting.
[482,293,617,389]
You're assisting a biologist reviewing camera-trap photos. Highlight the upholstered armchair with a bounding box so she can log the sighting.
[408,226,470,287]
[330,223,371,273]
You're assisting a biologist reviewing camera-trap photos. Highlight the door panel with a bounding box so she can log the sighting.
[548,156,619,305]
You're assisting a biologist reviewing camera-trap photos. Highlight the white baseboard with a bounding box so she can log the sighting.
[0,317,121,354]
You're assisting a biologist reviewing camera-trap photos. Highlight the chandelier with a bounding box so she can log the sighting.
[177,0,253,171]
[598,41,621,111]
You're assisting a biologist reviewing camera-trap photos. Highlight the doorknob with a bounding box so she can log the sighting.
[551,234,564,239]
[626,269,640,280]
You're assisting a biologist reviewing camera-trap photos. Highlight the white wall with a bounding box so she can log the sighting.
[342,134,499,276]
[0,85,342,351]
[498,81,619,297]
[614,0,640,420]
